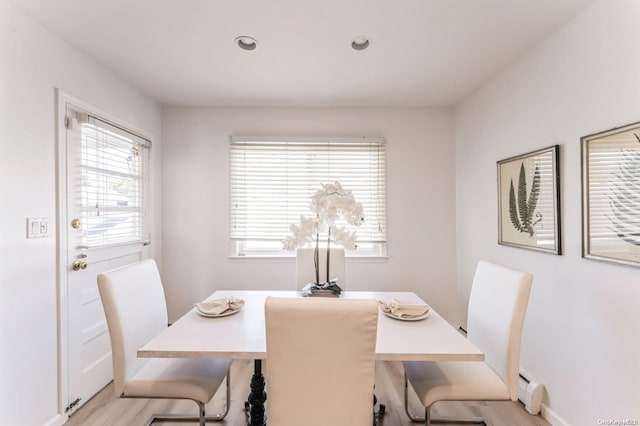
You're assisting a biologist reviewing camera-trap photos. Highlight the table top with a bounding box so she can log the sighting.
[138,290,484,362]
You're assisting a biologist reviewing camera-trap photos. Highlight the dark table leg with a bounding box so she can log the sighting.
[247,359,267,425]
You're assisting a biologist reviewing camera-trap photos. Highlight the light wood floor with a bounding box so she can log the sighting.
[65,360,550,426]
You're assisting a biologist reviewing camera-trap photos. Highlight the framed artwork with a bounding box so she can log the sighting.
[497,145,561,254]
[582,121,640,267]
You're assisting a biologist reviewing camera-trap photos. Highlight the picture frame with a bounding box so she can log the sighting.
[497,145,561,254]
[582,121,640,267]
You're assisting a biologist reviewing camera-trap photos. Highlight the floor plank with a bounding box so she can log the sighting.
[65,360,549,426]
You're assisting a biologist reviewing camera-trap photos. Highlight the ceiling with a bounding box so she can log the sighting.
[11,0,598,107]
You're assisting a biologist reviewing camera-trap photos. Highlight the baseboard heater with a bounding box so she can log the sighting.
[518,372,544,415]
[458,327,544,415]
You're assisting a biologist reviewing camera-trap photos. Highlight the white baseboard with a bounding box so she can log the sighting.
[540,402,569,426]
[43,413,66,426]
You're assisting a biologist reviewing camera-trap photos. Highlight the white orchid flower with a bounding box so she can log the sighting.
[284,181,364,253]
[346,202,365,226]
[320,206,339,224]
[282,236,296,251]
[341,194,356,212]
[333,226,358,250]
[299,215,321,236]
[322,182,337,194]
[310,190,329,213]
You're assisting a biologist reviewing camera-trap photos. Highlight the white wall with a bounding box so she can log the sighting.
[0,2,162,425]
[455,0,640,424]
[161,107,457,323]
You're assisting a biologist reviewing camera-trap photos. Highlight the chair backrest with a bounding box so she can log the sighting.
[97,259,168,396]
[295,247,346,289]
[467,260,533,401]
[265,297,378,426]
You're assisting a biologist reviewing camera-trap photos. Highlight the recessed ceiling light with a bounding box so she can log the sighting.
[351,37,371,51]
[235,36,258,51]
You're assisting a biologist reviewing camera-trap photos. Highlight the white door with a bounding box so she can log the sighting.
[63,103,151,414]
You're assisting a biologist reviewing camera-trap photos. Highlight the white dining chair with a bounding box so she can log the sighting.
[295,247,346,289]
[265,297,378,426]
[97,259,232,426]
[403,260,533,425]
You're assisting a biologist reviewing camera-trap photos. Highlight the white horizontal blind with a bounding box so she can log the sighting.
[523,151,557,248]
[586,134,640,247]
[72,111,150,248]
[230,138,387,247]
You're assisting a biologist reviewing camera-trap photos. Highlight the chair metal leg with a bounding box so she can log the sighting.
[373,385,386,425]
[429,416,489,425]
[141,369,231,425]
[403,371,490,426]
[404,371,424,422]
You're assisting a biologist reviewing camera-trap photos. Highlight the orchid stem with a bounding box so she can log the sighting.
[314,230,320,285]
[326,227,331,285]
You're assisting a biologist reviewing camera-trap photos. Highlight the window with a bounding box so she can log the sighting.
[230,137,387,256]
[69,108,151,248]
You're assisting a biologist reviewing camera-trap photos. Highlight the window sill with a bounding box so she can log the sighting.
[228,255,389,262]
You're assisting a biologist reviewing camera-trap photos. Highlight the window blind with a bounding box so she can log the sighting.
[522,152,557,248]
[586,136,640,246]
[70,110,151,248]
[230,137,387,248]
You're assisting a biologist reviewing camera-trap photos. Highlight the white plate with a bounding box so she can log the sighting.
[382,310,430,321]
[195,308,241,318]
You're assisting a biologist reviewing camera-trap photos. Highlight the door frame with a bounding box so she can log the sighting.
[55,89,153,420]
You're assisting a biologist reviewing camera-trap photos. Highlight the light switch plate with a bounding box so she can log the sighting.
[27,217,49,239]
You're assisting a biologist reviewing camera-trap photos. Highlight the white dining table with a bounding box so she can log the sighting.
[138,290,483,425]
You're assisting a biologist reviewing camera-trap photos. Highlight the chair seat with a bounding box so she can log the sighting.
[123,357,232,403]
[403,360,510,408]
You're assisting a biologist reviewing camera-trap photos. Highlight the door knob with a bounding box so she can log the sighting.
[72,261,88,271]
[71,218,82,229]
